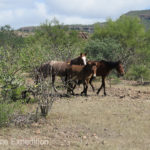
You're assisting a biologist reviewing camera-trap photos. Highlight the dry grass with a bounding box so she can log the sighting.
[0,80,150,150]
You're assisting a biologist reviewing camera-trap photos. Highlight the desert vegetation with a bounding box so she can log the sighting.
[0,16,150,149]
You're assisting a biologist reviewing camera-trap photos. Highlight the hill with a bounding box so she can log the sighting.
[18,24,96,33]
[17,9,150,33]
[125,9,150,29]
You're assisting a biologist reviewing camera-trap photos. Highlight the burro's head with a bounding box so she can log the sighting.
[80,53,87,65]
[116,60,125,77]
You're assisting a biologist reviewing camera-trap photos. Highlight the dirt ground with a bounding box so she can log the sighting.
[1,80,150,150]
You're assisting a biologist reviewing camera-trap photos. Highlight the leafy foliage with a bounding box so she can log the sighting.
[0,47,25,102]
[0,25,25,49]
[92,16,145,66]
[0,101,23,127]
[126,65,150,81]
[29,19,83,61]
[85,38,123,61]
[125,9,150,30]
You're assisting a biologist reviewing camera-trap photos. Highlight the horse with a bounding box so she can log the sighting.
[67,53,87,65]
[88,60,124,95]
[35,53,87,92]
[67,63,97,96]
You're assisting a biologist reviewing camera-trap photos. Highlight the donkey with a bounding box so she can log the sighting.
[35,53,87,92]
[68,53,87,65]
[67,63,97,96]
[88,60,124,95]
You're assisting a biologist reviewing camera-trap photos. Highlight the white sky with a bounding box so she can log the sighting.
[0,0,150,29]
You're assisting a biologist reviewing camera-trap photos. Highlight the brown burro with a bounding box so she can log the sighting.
[35,53,87,92]
[67,62,97,96]
[35,61,70,92]
[88,60,125,96]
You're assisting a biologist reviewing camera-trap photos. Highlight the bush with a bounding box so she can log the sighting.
[84,38,123,61]
[0,102,22,127]
[0,73,26,102]
[126,65,150,82]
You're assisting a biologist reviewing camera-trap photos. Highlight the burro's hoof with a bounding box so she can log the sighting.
[81,92,88,96]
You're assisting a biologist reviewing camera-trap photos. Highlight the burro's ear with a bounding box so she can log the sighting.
[80,53,83,56]
[117,60,121,64]
[85,53,87,56]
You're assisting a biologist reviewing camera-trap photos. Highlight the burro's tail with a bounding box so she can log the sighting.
[34,61,53,84]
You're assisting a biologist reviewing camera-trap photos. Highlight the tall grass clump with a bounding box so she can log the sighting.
[0,101,22,127]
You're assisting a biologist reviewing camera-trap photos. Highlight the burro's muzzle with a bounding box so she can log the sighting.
[93,73,96,77]
[117,72,124,78]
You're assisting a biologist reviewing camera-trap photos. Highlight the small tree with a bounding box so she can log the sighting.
[126,65,150,83]
[0,47,26,102]
[84,38,123,61]
[33,70,56,119]
[31,19,82,61]
[92,16,145,69]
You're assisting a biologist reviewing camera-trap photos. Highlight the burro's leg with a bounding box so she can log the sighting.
[89,76,95,92]
[52,74,58,92]
[97,76,106,95]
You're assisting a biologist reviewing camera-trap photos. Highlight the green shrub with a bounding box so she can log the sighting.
[11,85,26,101]
[126,65,150,81]
[1,79,26,102]
[0,101,24,127]
[0,103,14,127]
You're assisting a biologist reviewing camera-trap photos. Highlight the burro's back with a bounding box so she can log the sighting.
[50,61,70,76]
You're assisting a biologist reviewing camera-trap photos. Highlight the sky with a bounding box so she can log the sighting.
[0,0,150,29]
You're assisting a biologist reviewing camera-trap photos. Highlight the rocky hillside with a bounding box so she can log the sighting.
[18,24,96,33]
[125,9,150,29]
[17,9,150,33]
